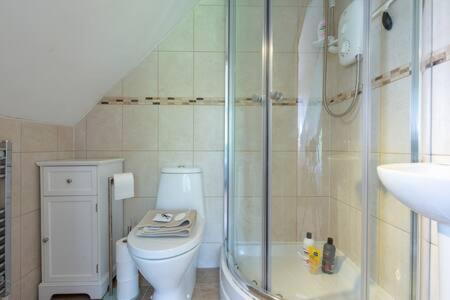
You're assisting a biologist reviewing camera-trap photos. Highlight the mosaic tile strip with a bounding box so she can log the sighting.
[422,44,450,70]
[371,64,411,89]
[99,96,298,106]
[326,89,362,106]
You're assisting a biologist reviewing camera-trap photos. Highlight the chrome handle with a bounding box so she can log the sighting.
[42,237,49,243]
[66,178,72,184]
[252,95,263,103]
[270,91,283,101]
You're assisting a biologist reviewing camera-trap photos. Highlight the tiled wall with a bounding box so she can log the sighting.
[75,0,226,267]
[0,116,74,300]
[420,0,450,299]
[324,0,414,299]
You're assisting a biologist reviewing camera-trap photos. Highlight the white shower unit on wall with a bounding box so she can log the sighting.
[37,159,124,300]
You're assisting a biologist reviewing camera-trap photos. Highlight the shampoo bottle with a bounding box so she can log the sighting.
[302,232,314,263]
[322,237,336,274]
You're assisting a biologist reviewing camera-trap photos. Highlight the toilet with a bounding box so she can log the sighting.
[127,167,205,300]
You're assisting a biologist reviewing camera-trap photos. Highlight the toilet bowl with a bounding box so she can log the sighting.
[127,167,205,300]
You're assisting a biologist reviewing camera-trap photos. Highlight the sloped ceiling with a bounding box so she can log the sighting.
[0,0,197,125]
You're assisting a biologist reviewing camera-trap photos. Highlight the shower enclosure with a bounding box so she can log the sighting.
[222,0,421,299]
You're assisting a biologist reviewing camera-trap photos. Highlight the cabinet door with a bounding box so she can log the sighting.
[42,196,98,282]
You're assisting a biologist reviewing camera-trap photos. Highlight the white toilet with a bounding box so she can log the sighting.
[127,167,205,300]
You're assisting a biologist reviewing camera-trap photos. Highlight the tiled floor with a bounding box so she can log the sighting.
[51,268,220,300]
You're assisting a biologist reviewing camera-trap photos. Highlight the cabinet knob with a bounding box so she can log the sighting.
[42,237,49,243]
[66,178,72,184]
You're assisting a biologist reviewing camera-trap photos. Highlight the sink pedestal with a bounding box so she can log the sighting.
[439,224,450,300]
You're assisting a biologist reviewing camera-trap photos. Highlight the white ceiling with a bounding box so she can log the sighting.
[0,0,197,125]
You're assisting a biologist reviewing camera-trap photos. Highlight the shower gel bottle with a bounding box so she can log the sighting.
[322,237,336,274]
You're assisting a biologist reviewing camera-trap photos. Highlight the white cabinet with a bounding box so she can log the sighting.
[37,159,124,300]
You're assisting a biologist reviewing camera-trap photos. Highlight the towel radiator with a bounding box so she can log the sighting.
[0,140,11,297]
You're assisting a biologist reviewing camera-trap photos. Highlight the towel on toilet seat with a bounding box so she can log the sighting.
[135,209,197,238]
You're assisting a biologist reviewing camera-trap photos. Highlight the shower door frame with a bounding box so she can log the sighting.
[223,0,421,299]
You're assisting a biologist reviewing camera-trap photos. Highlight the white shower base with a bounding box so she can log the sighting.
[221,243,393,300]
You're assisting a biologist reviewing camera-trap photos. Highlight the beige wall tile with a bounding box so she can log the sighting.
[74,117,87,151]
[194,52,225,98]
[272,6,299,53]
[431,0,450,52]
[57,126,74,151]
[20,267,41,300]
[272,53,297,98]
[235,197,262,243]
[159,12,194,52]
[0,117,21,152]
[297,151,329,197]
[329,198,361,265]
[235,106,262,151]
[122,53,158,97]
[272,151,297,197]
[234,151,262,197]
[12,217,21,283]
[158,151,194,169]
[194,106,224,151]
[21,121,58,153]
[380,77,411,154]
[236,52,262,98]
[124,197,156,231]
[10,280,21,300]
[272,106,298,151]
[194,5,225,52]
[297,196,329,242]
[377,220,411,300]
[12,153,21,218]
[86,105,122,151]
[158,52,194,98]
[85,150,123,159]
[194,151,224,197]
[236,6,263,52]
[21,152,58,214]
[21,211,40,277]
[272,197,297,242]
[204,197,223,243]
[431,62,450,155]
[159,105,194,150]
[122,105,158,150]
[330,152,362,209]
[123,151,159,197]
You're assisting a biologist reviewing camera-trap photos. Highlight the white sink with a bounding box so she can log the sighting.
[377,163,450,224]
[377,163,450,299]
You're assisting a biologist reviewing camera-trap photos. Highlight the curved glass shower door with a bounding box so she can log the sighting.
[226,0,266,288]
[225,0,416,299]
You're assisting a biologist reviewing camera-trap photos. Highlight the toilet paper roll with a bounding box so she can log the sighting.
[117,278,139,300]
[116,239,134,263]
[117,262,138,281]
[116,238,138,281]
[113,173,135,200]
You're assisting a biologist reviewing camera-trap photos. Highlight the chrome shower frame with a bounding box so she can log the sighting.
[223,0,421,299]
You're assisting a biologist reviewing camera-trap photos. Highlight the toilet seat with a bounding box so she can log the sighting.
[127,216,205,260]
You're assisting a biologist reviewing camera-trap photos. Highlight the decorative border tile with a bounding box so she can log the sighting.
[99,96,298,106]
[371,64,411,89]
[326,89,362,106]
[422,44,450,70]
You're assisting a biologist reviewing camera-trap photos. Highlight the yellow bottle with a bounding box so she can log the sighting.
[307,246,322,274]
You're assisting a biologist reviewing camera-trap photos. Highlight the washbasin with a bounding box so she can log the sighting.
[377,163,450,224]
[377,163,450,299]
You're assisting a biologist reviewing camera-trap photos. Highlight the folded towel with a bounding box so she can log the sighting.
[135,209,197,238]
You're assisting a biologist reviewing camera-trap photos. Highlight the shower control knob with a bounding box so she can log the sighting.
[66,178,72,184]
[42,237,49,243]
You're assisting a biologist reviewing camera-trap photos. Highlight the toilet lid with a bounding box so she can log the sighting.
[127,215,205,260]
